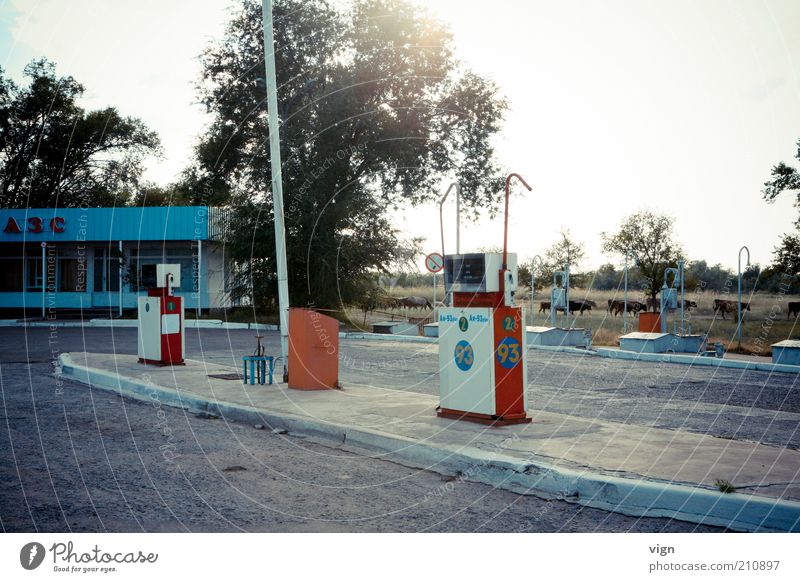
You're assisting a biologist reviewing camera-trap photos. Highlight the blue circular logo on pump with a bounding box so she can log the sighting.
[495,337,521,369]
[454,340,474,371]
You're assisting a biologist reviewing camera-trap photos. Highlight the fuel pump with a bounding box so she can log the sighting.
[550,266,569,327]
[437,174,532,426]
[660,261,684,334]
[137,264,185,366]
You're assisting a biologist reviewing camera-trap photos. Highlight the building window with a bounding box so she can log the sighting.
[0,259,23,291]
[25,258,43,291]
[56,249,87,292]
[129,246,198,292]
[93,248,120,293]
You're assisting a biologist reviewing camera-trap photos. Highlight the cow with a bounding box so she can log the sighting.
[608,299,645,317]
[568,300,595,315]
[713,299,750,320]
[679,299,698,311]
[788,301,800,319]
[646,297,658,312]
[540,300,594,315]
[394,296,432,310]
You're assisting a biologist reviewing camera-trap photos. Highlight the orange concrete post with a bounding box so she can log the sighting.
[638,312,661,333]
[288,308,339,390]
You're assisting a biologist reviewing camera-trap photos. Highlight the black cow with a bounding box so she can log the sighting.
[608,299,645,317]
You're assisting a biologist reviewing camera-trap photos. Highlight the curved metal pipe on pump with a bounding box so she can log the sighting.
[502,173,532,270]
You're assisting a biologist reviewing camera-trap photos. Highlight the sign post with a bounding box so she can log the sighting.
[425,252,444,321]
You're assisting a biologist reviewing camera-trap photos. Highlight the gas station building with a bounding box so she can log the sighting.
[0,206,232,315]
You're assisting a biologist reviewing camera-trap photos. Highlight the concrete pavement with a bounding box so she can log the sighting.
[58,351,800,532]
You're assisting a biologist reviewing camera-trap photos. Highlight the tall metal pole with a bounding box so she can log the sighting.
[431,271,437,323]
[118,241,123,317]
[564,264,570,329]
[502,174,532,271]
[623,251,629,334]
[262,0,290,380]
[41,242,46,318]
[196,239,202,319]
[530,254,542,326]
[679,259,685,336]
[438,182,460,307]
[455,183,461,254]
[438,182,460,258]
[738,246,750,344]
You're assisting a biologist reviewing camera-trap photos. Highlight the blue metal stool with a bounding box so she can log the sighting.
[242,355,274,385]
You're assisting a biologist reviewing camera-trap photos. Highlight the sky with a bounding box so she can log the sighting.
[1,0,799,272]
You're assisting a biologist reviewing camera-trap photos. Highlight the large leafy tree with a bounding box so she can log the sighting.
[601,211,684,301]
[0,59,161,208]
[763,139,800,274]
[188,0,507,309]
[542,228,585,284]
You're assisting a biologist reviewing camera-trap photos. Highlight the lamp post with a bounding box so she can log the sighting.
[530,254,543,326]
[738,245,750,345]
[261,0,290,381]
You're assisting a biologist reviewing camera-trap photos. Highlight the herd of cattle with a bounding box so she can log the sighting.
[387,295,800,320]
[535,298,772,320]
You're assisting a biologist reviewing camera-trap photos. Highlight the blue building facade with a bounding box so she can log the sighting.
[0,206,230,314]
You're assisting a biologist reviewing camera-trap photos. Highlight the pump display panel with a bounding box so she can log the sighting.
[445,254,487,292]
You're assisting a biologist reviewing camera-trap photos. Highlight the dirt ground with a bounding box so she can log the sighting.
[0,327,728,533]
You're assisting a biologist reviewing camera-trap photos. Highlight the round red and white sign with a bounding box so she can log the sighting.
[425,252,444,273]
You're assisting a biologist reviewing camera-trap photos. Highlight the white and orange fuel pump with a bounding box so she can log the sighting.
[437,174,532,426]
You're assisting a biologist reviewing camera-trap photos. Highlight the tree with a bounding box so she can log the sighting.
[772,233,800,276]
[601,211,684,301]
[584,263,622,290]
[683,260,734,292]
[542,228,585,284]
[187,0,507,310]
[763,139,800,272]
[0,59,161,208]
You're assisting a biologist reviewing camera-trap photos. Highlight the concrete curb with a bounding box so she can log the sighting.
[595,347,800,374]
[57,353,800,532]
[339,333,799,374]
[0,319,278,331]
[339,332,436,344]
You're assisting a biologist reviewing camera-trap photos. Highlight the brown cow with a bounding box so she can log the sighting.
[539,301,551,313]
[788,301,800,319]
[713,299,750,320]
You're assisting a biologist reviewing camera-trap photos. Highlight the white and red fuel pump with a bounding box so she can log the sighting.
[437,174,532,426]
[137,264,185,366]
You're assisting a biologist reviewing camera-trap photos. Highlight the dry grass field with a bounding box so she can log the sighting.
[345,284,800,356]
